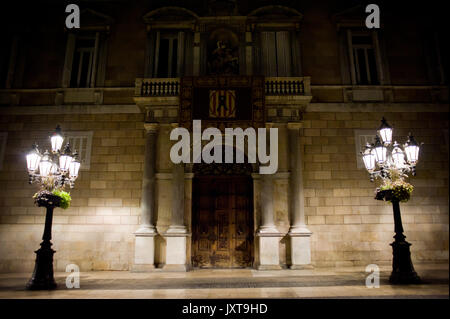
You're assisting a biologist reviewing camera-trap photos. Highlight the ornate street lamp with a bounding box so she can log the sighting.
[361,118,422,284]
[25,125,80,290]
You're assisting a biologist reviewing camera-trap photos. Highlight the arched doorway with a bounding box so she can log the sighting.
[191,162,254,268]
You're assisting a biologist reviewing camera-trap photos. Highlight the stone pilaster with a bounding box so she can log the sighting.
[287,122,312,269]
[133,123,158,271]
[163,163,188,271]
[256,174,282,270]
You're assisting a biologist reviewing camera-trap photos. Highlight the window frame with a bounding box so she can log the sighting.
[64,131,94,170]
[354,129,376,169]
[154,32,179,78]
[62,32,105,88]
[347,30,384,85]
[0,132,7,170]
[260,30,293,77]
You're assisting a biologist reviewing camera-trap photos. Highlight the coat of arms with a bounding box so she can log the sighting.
[209,90,236,118]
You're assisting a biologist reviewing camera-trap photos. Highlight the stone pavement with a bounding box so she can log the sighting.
[0,263,447,299]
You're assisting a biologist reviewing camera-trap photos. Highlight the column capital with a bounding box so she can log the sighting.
[144,122,159,133]
[287,122,303,130]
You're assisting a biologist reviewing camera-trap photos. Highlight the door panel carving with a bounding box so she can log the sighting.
[192,175,253,268]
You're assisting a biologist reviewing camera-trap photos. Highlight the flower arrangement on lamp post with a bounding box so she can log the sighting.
[361,117,422,284]
[25,125,80,290]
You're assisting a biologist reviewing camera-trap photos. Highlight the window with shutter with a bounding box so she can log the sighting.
[354,130,376,169]
[0,132,7,170]
[260,31,292,77]
[65,131,94,169]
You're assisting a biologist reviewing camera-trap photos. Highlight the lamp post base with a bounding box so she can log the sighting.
[389,240,421,285]
[26,243,57,290]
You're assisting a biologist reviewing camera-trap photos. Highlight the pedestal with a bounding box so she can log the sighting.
[26,242,57,290]
[132,227,156,272]
[389,240,421,284]
[289,227,313,269]
[163,227,188,271]
[27,204,57,290]
[257,229,282,270]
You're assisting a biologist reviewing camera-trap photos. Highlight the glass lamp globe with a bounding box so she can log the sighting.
[39,151,52,177]
[362,143,376,171]
[404,134,420,165]
[69,153,81,178]
[391,141,406,168]
[59,143,73,172]
[378,117,393,145]
[51,125,64,153]
[373,135,387,165]
[26,144,41,172]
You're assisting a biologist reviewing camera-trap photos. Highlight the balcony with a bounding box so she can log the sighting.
[135,78,180,97]
[134,76,311,97]
[133,76,312,123]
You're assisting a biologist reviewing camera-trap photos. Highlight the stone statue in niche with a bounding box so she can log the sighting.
[207,29,239,75]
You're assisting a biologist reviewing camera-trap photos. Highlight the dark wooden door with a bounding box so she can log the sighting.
[192,175,253,268]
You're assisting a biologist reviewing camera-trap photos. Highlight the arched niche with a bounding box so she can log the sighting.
[207,28,240,75]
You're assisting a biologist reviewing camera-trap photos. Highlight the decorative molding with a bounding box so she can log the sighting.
[0,104,140,115]
[143,123,159,132]
[306,103,449,113]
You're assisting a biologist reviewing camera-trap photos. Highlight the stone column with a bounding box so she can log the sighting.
[193,31,200,76]
[287,123,312,269]
[133,123,158,271]
[257,174,282,270]
[245,31,253,75]
[164,163,188,271]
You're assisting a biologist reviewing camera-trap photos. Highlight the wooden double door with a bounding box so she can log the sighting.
[192,175,254,268]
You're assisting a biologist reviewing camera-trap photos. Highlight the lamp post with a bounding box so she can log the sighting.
[25,125,80,290]
[361,117,422,284]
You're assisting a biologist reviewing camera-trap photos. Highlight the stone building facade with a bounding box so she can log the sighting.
[0,1,448,272]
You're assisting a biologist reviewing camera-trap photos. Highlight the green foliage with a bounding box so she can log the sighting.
[380,180,414,202]
[52,189,72,209]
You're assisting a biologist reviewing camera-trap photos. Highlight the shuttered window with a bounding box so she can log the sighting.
[260,31,292,77]
[65,131,94,169]
[0,132,7,170]
[354,130,376,169]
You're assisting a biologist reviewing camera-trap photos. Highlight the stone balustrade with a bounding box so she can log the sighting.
[135,78,180,97]
[265,77,311,96]
[134,77,312,97]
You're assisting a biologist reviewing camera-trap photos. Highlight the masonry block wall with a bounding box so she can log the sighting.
[0,1,448,271]
[302,111,449,267]
[0,113,145,272]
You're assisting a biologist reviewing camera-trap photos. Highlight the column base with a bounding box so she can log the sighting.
[289,226,312,268]
[257,228,282,270]
[257,264,282,270]
[164,228,189,272]
[389,240,421,284]
[162,264,188,272]
[133,226,156,271]
[131,264,155,272]
[289,264,314,270]
[26,243,57,290]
